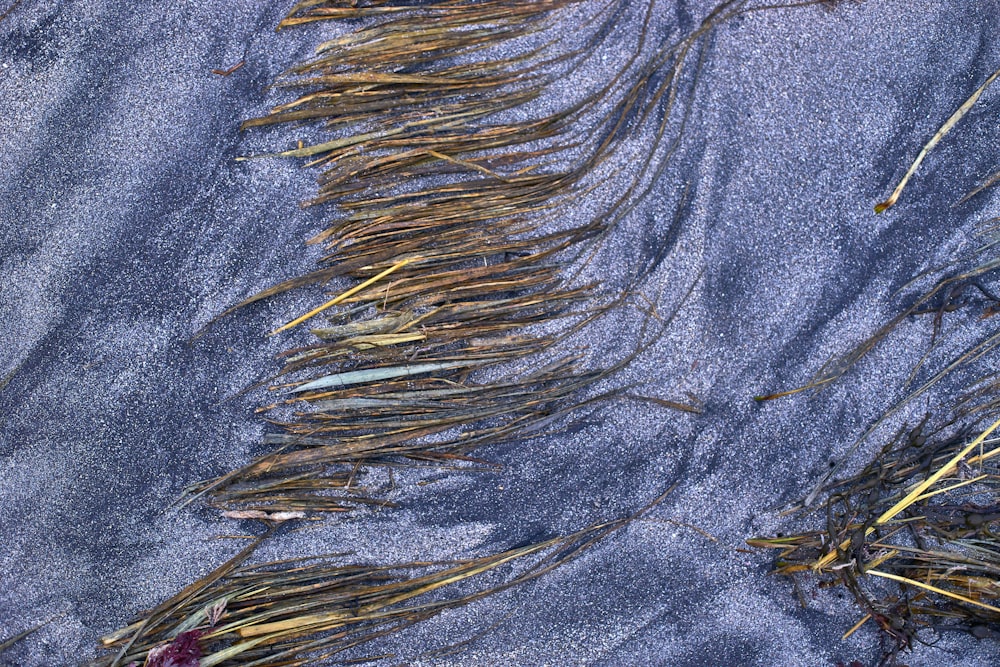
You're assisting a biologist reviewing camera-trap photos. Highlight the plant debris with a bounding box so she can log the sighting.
[96,492,666,667]
[750,418,1000,665]
[189,0,755,516]
[875,63,1000,214]
[89,2,874,666]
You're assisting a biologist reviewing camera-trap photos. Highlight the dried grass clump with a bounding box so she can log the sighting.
[190,0,757,516]
[96,2,741,664]
[96,494,664,667]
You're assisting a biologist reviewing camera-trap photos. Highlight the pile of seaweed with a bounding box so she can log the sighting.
[97,496,667,667]
[82,0,884,664]
[185,0,723,517]
[751,417,1000,664]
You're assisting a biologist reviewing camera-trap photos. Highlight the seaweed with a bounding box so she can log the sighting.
[751,418,1000,665]
[748,47,1000,664]
[90,2,863,665]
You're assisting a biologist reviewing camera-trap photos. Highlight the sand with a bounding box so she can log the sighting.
[2,0,1000,665]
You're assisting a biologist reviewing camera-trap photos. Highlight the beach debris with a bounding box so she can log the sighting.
[94,1,865,665]
[96,491,667,667]
[185,0,739,516]
[750,418,1000,664]
[875,63,1000,213]
[211,60,245,77]
[220,510,305,522]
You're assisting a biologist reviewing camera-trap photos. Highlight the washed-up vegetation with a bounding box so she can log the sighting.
[95,492,667,667]
[188,0,750,516]
[87,1,882,665]
[751,418,1000,665]
[97,1,741,664]
[751,59,1000,665]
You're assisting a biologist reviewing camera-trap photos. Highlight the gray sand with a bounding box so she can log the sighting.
[2,1,1000,665]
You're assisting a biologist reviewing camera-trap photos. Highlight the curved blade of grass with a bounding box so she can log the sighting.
[875,62,1000,213]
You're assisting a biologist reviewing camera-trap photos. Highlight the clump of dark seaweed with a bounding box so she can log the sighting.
[750,417,1000,665]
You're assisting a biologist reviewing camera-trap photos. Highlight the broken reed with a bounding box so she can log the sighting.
[96,500,657,667]
[190,0,745,515]
[750,418,1000,657]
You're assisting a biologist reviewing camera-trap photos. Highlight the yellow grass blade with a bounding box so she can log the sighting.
[966,441,1000,466]
[270,258,412,335]
[911,474,987,503]
[867,569,1000,614]
[841,613,870,640]
[874,417,1000,525]
[236,611,349,638]
[814,544,846,571]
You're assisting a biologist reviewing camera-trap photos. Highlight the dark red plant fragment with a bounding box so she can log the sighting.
[144,630,203,667]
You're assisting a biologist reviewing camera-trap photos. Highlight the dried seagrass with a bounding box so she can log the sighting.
[95,493,666,667]
[188,0,753,516]
[94,2,842,666]
[754,56,1000,514]
[750,241,1000,660]
[758,59,1000,408]
[748,56,1000,663]
[736,65,1000,667]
